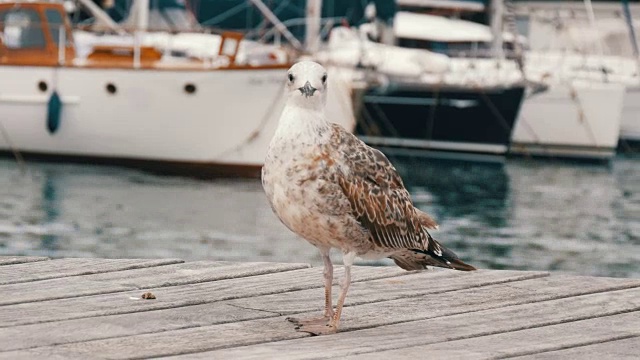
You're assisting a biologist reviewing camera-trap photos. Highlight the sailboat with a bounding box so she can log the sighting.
[0,0,356,177]
[509,0,630,159]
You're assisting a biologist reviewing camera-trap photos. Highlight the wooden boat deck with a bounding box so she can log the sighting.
[0,255,638,359]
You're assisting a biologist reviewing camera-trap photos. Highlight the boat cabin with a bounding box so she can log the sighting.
[0,0,250,69]
[0,1,75,66]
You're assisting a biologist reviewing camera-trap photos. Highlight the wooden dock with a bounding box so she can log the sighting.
[0,255,638,359]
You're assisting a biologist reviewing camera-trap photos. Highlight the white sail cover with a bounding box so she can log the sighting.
[393,11,520,43]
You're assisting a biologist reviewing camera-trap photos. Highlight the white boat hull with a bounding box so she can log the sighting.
[621,86,640,143]
[0,65,355,175]
[510,82,625,159]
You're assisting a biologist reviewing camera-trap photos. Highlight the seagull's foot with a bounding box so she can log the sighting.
[294,322,338,336]
[286,314,339,335]
[285,315,330,327]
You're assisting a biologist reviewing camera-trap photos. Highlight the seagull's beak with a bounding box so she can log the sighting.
[298,81,317,98]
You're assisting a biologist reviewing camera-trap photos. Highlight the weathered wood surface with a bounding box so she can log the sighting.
[0,256,48,266]
[0,256,638,359]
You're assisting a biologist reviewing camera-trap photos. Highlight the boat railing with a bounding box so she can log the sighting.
[524,49,640,85]
[248,16,346,47]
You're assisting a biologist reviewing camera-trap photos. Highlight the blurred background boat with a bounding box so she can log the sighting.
[0,0,357,178]
[513,0,640,151]
[319,5,527,161]
[509,0,637,160]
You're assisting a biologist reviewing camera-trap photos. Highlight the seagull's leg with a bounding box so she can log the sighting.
[328,251,355,330]
[321,249,335,318]
[296,251,355,336]
[287,247,333,326]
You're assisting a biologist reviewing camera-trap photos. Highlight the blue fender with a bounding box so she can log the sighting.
[47,91,62,134]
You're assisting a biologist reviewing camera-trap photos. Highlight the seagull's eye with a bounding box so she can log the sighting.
[321,74,327,84]
[288,73,294,82]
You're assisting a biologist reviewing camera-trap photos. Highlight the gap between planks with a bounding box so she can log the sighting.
[0,257,186,285]
[504,335,640,360]
[0,256,49,266]
[0,259,315,307]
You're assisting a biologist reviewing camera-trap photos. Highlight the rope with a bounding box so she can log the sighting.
[0,120,27,175]
[475,84,537,158]
[211,80,286,161]
[358,102,381,136]
[424,80,442,156]
[568,82,599,148]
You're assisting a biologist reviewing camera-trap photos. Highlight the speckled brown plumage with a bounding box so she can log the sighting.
[321,123,475,271]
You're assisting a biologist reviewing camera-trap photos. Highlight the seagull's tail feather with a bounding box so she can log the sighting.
[389,238,476,271]
[416,209,439,230]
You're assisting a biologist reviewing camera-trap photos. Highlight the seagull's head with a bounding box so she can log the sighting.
[285,60,328,110]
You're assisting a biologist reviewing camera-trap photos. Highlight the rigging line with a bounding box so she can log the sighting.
[568,83,599,148]
[476,86,515,135]
[617,138,636,154]
[370,98,401,138]
[0,120,27,175]
[475,84,534,158]
[358,100,382,136]
[212,80,286,160]
[514,84,549,156]
[515,118,554,159]
[426,80,442,149]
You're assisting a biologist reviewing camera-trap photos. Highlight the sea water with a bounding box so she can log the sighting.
[1,154,638,278]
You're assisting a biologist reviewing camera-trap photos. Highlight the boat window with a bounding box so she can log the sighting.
[45,9,68,46]
[221,38,238,57]
[0,9,46,49]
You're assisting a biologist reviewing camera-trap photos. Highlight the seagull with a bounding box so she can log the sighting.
[262,60,476,336]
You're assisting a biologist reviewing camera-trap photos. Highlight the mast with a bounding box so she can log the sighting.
[137,0,149,31]
[490,0,504,59]
[305,0,322,54]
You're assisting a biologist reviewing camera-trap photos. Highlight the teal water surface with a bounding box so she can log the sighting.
[1,154,638,278]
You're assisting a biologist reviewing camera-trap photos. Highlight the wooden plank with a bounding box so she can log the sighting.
[0,269,544,351]
[162,286,640,360]
[0,303,274,354]
[226,269,548,314]
[508,336,640,360]
[226,272,636,322]
[0,257,184,285]
[0,260,312,306]
[0,256,49,266]
[4,275,638,359]
[0,265,405,327]
[338,314,640,360]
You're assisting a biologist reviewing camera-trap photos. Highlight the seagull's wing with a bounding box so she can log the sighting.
[330,124,475,271]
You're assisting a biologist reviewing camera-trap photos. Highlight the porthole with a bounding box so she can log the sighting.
[106,83,117,94]
[38,81,48,92]
[184,83,196,94]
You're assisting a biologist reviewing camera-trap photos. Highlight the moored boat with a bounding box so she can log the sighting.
[0,0,356,177]
[319,6,527,161]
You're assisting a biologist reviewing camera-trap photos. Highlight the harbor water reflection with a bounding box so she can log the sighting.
[0,153,638,278]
